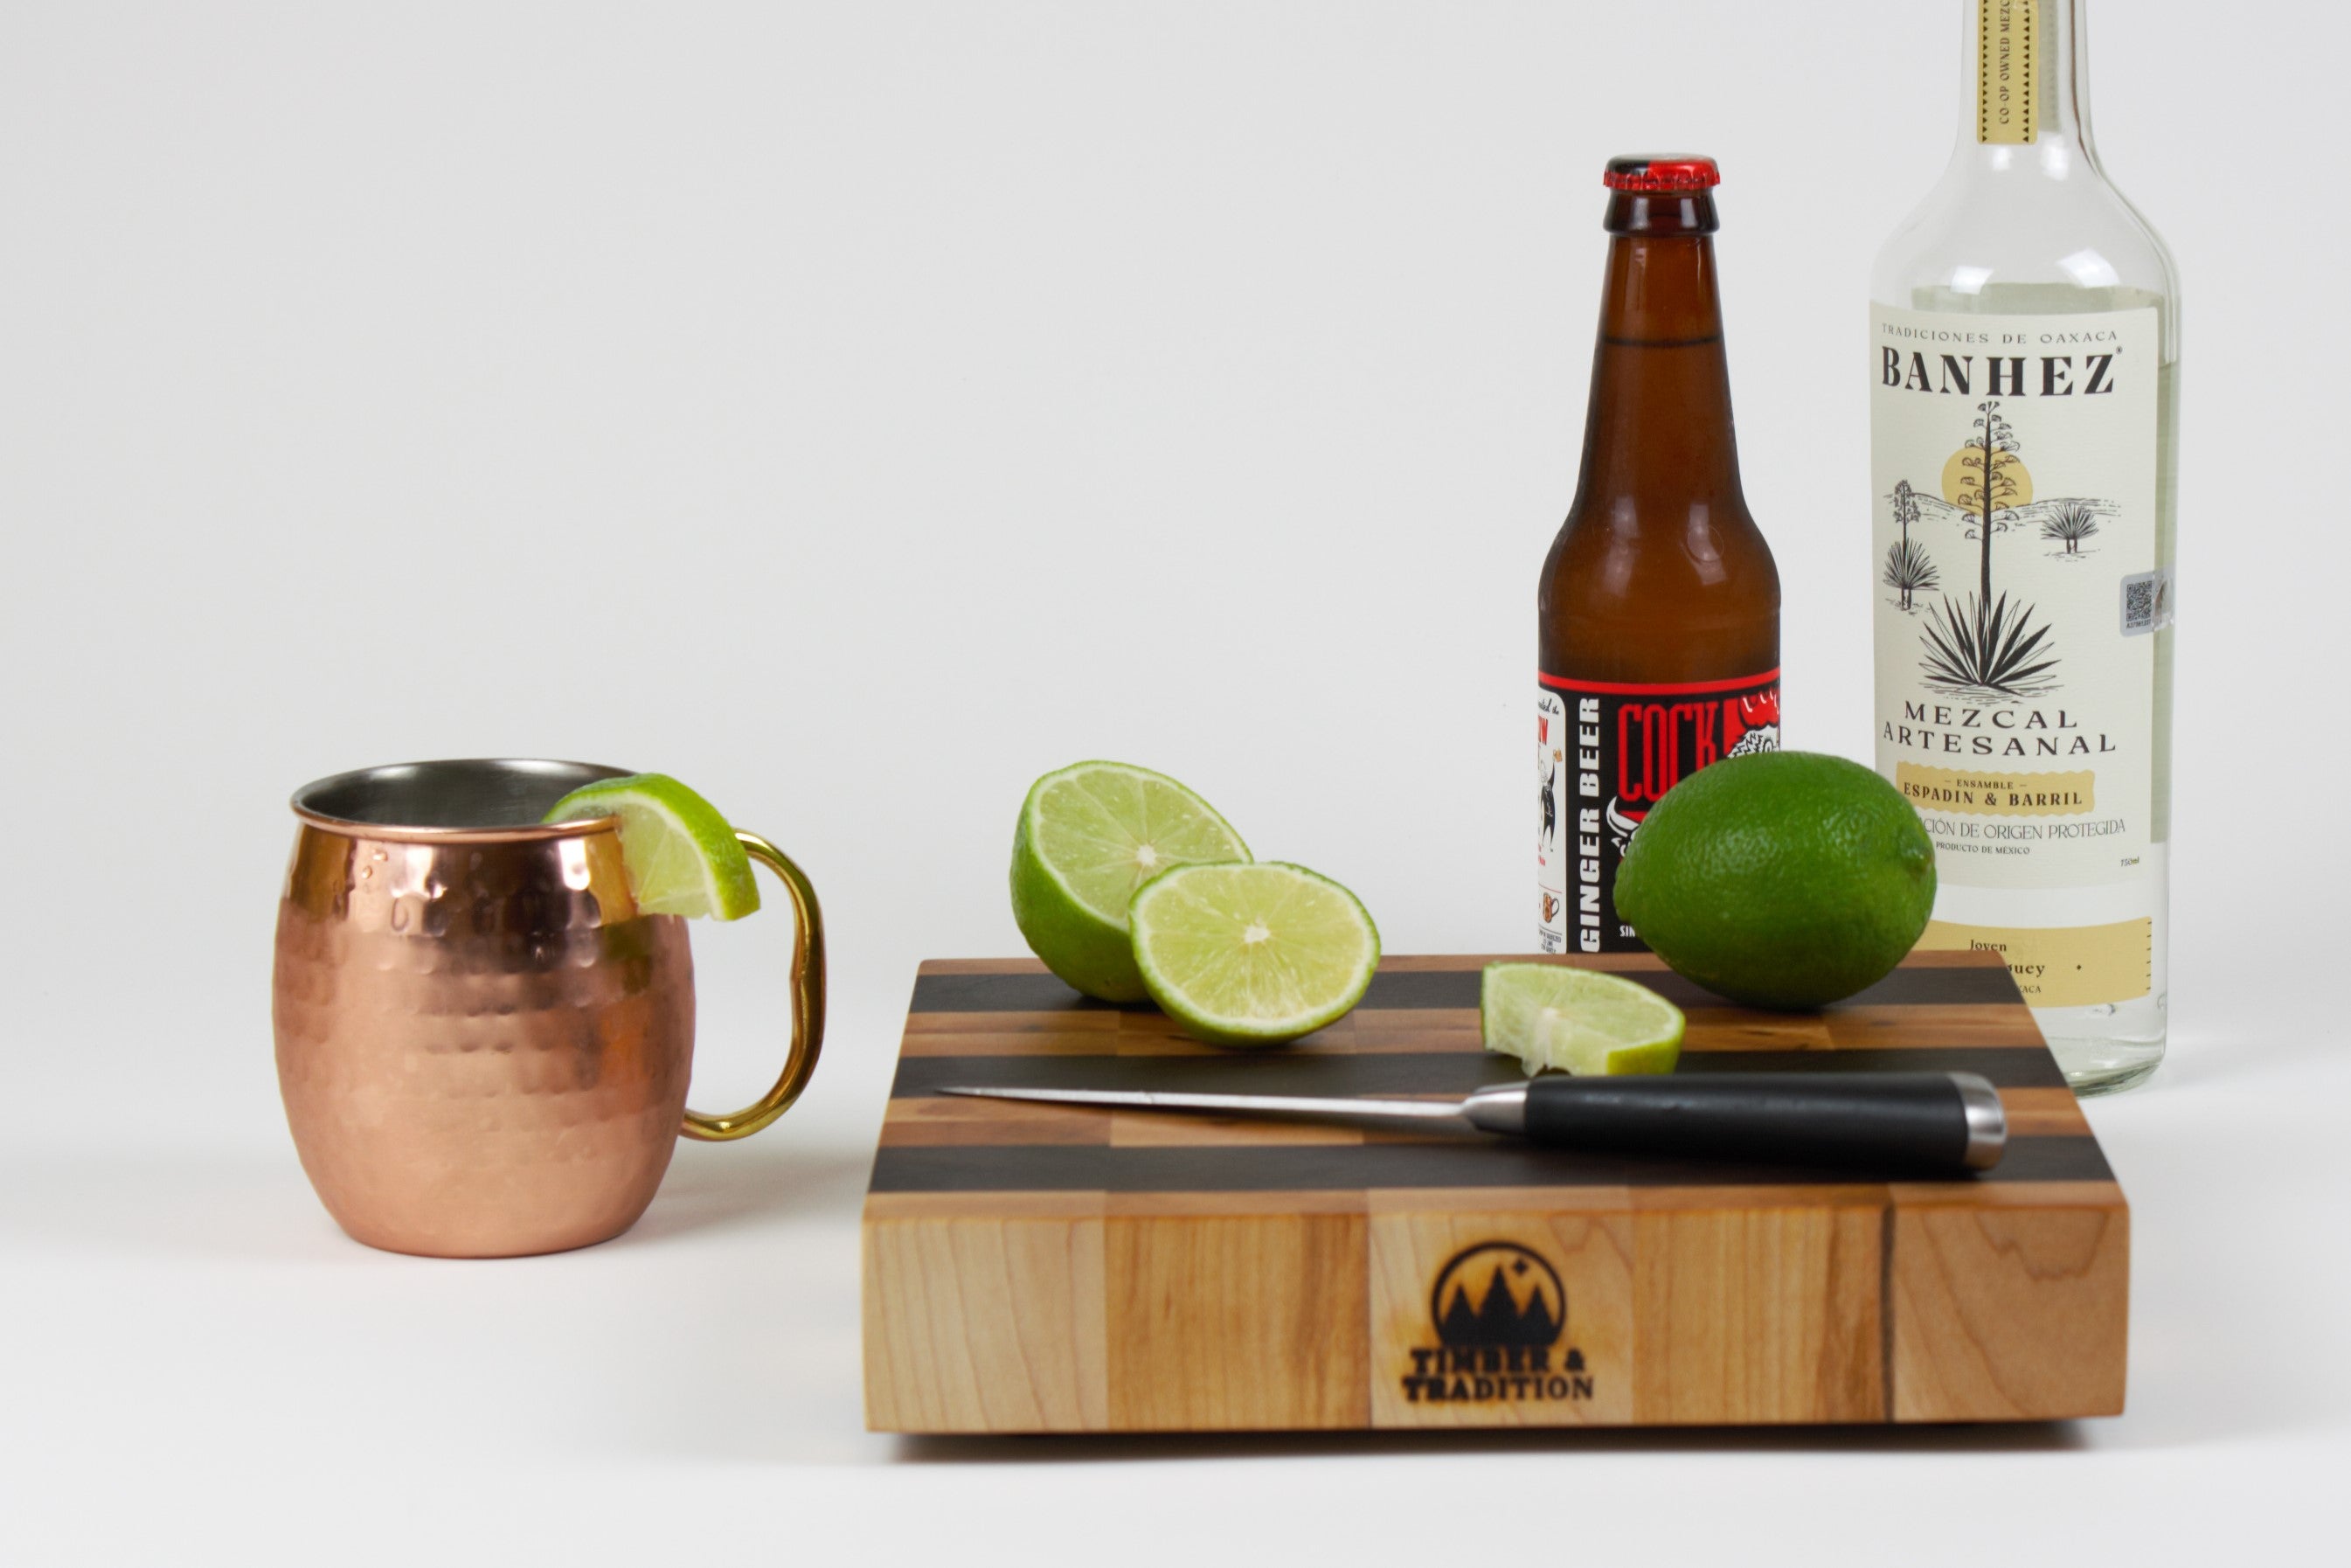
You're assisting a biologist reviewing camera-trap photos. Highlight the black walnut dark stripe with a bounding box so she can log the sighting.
[892,1045,2067,1100]
[907,962,2027,1016]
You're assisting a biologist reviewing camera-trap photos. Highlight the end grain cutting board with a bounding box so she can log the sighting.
[861,951,2126,1433]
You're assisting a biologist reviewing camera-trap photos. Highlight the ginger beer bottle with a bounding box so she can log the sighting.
[1537,156,1781,955]
[1871,2,2176,1093]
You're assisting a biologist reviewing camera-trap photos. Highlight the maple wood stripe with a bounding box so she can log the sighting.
[866,1134,2108,1194]
[891,1046,2068,1102]
[906,963,2026,1016]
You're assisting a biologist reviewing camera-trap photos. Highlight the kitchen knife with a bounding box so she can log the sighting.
[939,1071,2007,1173]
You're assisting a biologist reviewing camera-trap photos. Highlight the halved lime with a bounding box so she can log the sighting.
[543,773,759,920]
[1129,862,1379,1047]
[1009,761,1251,1002]
[1481,963,1683,1076]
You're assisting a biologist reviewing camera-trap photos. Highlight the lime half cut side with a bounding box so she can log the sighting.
[1480,963,1684,1076]
[543,773,759,921]
[1009,760,1251,1002]
[1129,862,1379,1047]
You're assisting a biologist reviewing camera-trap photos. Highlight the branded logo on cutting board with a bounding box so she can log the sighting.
[1399,1241,1593,1405]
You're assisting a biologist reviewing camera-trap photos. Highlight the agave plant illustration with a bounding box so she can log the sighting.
[1882,479,1937,610]
[1919,593,2059,698]
[1883,537,1940,611]
[2040,499,2101,555]
[1952,401,2022,605]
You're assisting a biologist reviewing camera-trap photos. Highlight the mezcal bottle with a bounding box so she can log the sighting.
[1871,0,2176,1093]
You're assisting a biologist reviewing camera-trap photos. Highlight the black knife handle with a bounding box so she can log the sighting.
[1511,1072,2006,1173]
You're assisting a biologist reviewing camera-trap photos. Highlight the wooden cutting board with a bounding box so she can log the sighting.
[861,950,2126,1433]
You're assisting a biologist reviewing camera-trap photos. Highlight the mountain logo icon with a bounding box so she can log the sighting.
[1398,1240,1592,1407]
[1429,1242,1565,1349]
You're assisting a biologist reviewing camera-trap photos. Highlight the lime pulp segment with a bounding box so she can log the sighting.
[1007,760,1252,1003]
[1024,762,1252,924]
[1480,963,1684,1076]
[1129,862,1379,1046]
[542,773,759,921]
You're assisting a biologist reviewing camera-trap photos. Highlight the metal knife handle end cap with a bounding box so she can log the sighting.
[1460,1082,1531,1136]
[1952,1072,2008,1170]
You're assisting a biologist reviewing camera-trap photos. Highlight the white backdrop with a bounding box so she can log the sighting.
[3,3,2344,1564]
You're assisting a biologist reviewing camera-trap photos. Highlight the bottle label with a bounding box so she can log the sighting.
[1978,0,2037,145]
[1914,918,2152,1009]
[1536,672,1780,954]
[1869,303,2163,1005]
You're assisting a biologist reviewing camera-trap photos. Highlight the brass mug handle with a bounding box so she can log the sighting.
[681,831,827,1142]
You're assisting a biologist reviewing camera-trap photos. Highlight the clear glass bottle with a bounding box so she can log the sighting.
[1869,0,2176,1094]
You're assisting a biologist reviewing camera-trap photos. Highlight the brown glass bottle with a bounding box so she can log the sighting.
[1536,156,1780,954]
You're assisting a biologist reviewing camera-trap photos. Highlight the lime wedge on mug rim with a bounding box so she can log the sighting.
[543,773,759,920]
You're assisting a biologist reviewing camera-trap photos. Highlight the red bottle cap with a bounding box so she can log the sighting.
[1603,156,1721,192]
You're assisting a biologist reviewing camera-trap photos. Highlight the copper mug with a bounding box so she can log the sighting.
[272,759,824,1258]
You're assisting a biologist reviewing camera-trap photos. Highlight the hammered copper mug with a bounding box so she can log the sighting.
[272,759,824,1258]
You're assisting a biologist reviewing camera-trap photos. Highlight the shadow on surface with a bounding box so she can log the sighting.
[891,1420,2089,1463]
[620,1141,873,1245]
[0,1137,875,1263]
[0,1152,364,1265]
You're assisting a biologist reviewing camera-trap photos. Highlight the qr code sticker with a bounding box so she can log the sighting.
[2120,568,2173,636]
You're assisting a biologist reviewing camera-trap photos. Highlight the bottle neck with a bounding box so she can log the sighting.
[1573,228,1743,512]
[1958,0,2098,173]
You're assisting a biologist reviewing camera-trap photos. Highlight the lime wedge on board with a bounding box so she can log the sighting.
[1481,963,1684,1076]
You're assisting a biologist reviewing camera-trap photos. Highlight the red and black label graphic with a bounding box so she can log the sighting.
[1536,670,1780,954]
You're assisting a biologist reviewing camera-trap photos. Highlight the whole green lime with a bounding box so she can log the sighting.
[1614,752,1935,1010]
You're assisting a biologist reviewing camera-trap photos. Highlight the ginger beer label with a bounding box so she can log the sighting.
[1536,672,1779,953]
[1870,304,2163,1003]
